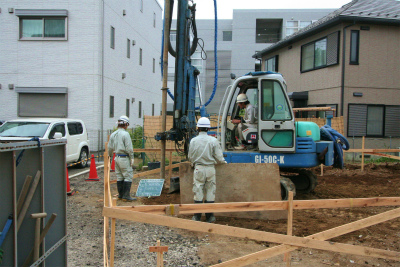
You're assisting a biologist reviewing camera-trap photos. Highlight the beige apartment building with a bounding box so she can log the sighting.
[255,0,400,150]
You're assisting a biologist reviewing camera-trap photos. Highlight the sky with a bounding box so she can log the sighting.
[158,0,352,19]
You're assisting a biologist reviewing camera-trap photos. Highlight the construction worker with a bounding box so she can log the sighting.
[231,93,257,144]
[188,117,227,223]
[108,115,136,202]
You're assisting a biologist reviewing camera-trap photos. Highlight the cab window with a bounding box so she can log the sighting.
[261,80,292,121]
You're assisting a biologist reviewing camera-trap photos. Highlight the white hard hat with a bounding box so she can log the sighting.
[118,115,130,124]
[197,117,211,128]
[236,93,248,103]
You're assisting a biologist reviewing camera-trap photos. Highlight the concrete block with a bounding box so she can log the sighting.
[180,162,286,220]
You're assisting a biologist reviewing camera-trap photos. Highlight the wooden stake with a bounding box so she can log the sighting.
[17,175,32,217]
[284,191,294,266]
[104,141,110,267]
[17,170,41,231]
[168,150,173,179]
[149,240,168,267]
[110,198,117,267]
[30,213,47,262]
[320,164,324,176]
[361,136,365,171]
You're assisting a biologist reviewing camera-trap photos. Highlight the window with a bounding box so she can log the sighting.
[49,123,66,139]
[127,39,130,58]
[261,80,292,121]
[139,48,142,65]
[16,10,68,40]
[285,20,311,37]
[153,12,156,28]
[256,19,282,43]
[110,96,114,118]
[367,106,384,136]
[110,26,115,49]
[264,55,279,72]
[67,122,83,135]
[152,104,155,116]
[15,87,68,117]
[138,101,142,118]
[126,99,130,117]
[301,31,339,72]
[153,58,155,73]
[255,59,261,71]
[223,31,232,41]
[348,104,400,137]
[350,30,359,65]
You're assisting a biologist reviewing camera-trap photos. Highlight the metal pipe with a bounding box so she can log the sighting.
[161,0,171,179]
[340,21,356,116]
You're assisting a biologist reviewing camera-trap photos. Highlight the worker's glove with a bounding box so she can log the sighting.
[130,159,134,167]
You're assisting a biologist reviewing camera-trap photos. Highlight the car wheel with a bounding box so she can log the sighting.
[78,148,89,168]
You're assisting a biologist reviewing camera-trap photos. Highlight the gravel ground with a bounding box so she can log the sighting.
[67,169,203,267]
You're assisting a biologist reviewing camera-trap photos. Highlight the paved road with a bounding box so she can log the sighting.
[67,160,104,177]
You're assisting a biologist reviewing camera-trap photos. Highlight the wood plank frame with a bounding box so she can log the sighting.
[103,162,400,266]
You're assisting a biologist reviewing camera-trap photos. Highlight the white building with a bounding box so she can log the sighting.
[169,8,335,114]
[0,0,163,150]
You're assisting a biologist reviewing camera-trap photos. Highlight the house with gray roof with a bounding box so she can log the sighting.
[254,0,400,150]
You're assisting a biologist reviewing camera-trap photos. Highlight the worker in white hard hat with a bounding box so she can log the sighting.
[231,93,257,145]
[188,117,227,223]
[108,115,136,201]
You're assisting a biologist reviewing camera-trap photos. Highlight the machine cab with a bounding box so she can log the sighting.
[220,72,296,153]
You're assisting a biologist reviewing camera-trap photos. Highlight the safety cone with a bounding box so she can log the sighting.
[66,167,75,196]
[110,153,115,172]
[86,154,100,181]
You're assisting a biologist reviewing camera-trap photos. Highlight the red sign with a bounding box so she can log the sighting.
[251,134,256,139]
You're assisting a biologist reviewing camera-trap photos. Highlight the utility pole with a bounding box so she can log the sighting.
[160,0,171,179]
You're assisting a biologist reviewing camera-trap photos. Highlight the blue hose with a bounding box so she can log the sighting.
[200,0,218,108]
[161,0,219,108]
[320,125,349,169]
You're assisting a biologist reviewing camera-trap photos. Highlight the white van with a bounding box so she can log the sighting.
[0,118,90,168]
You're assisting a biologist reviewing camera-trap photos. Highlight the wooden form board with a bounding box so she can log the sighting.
[115,197,400,214]
[103,206,400,263]
[104,185,400,267]
[179,162,286,220]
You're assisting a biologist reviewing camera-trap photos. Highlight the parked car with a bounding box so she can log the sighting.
[0,118,90,168]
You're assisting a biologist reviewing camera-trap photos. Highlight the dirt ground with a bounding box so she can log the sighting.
[67,162,400,266]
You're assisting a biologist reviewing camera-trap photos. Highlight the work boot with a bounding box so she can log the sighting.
[117,181,124,200]
[205,201,216,223]
[122,182,136,202]
[192,200,203,221]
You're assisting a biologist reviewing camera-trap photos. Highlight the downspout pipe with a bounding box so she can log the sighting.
[340,21,356,116]
[100,0,105,150]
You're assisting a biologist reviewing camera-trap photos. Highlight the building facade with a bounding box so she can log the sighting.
[0,0,163,150]
[169,8,335,114]
[255,0,400,149]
